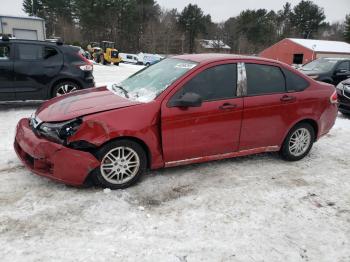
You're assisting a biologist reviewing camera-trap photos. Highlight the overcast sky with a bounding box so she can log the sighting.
[2,0,350,23]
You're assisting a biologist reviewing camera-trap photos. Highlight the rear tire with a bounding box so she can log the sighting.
[52,81,80,98]
[93,139,147,189]
[280,123,315,161]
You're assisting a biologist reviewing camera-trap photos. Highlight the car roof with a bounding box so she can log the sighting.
[320,57,349,61]
[0,39,63,46]
[0,39,79,52]
[172,53,279,64]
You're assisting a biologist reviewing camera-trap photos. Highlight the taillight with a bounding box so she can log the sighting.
[330,90,338,104]
[76,53,93,72]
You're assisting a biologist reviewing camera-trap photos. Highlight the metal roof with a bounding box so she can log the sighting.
[0,14,44,21]
[288,38,350,53]
[173,53,278,64]
[199,39,231,50]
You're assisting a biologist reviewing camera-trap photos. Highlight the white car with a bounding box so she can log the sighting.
[120,53,140,64]
[138,53,164,66]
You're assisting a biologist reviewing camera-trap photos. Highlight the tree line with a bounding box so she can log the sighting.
[23,0,350,54]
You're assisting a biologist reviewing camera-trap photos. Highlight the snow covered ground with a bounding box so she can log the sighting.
[0,64,349,262]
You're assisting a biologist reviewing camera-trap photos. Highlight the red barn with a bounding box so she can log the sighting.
[260,38,350,65]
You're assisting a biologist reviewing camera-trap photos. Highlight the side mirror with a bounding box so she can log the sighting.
[170,92,202,108]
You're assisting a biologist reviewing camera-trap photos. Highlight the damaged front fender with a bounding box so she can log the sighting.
[67,119,112,146]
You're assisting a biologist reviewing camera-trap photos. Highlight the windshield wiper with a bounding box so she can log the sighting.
[112,84,129,98]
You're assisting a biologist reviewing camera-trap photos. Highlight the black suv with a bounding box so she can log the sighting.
[336,78,350,116]
[0,38,94,101]
[299,57,350,85]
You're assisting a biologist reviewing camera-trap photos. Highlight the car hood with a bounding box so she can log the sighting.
[340,78,350,85]
[36,86,141,122]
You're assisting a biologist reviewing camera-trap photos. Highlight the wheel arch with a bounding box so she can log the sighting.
[50,78,83,98]
[98,136,152,169]
[284,118,319,144]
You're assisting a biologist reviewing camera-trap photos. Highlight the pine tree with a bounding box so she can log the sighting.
[22,0,44,17]
[344,14,350,43]
[291,0,326,39]
[178,4,211,53]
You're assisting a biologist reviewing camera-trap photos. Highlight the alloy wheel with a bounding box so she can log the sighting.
[100,146,140,185]
[288,128,311,157]
[56,84,77,96]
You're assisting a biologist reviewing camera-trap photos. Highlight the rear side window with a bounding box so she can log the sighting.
[44,46,59,59]
[246,64,286,95]
[175,64,237,101]
[0,44,10,60]
[17,44,43,60]
[282,68,309,92]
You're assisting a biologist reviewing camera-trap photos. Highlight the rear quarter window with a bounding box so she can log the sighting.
[64,47,83,63]
[282,68,309,92]
[44,46,59,59]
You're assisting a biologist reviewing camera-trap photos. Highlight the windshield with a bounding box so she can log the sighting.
[302,58,338,72]
[107,58,198,102]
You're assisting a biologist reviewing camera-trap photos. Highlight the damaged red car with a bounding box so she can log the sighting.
[14,54,338,189]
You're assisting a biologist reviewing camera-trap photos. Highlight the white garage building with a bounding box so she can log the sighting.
[0,15,45,40]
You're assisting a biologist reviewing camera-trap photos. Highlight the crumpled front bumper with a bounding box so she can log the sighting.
[14,118,100,186]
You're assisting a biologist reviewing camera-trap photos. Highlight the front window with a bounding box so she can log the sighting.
[108,58,198,102]
[336,61,350,71]
[302,58,338,72]
[172,64,237,101]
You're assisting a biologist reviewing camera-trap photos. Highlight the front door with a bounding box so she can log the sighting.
[0,42,15,101]
[161,63,243,163]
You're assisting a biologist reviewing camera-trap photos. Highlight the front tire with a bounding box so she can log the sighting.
[52,81,80,98]
[93,140,147,189]
[280,123,315,161]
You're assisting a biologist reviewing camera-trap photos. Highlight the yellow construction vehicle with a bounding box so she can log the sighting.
[100,41,122,65]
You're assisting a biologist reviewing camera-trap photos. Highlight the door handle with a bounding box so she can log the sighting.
[219,103,237,110]
[280,95,296,103]
[44,65,56,69]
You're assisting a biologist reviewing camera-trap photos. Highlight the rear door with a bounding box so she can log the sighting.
[0,42,15,101]
[239,62,291,150]
[161,63,244,163]
[14,43,63,100]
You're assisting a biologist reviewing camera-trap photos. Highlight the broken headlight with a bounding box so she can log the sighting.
[38,118,82,143]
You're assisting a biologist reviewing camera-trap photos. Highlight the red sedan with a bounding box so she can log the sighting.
[14,54,338,189]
